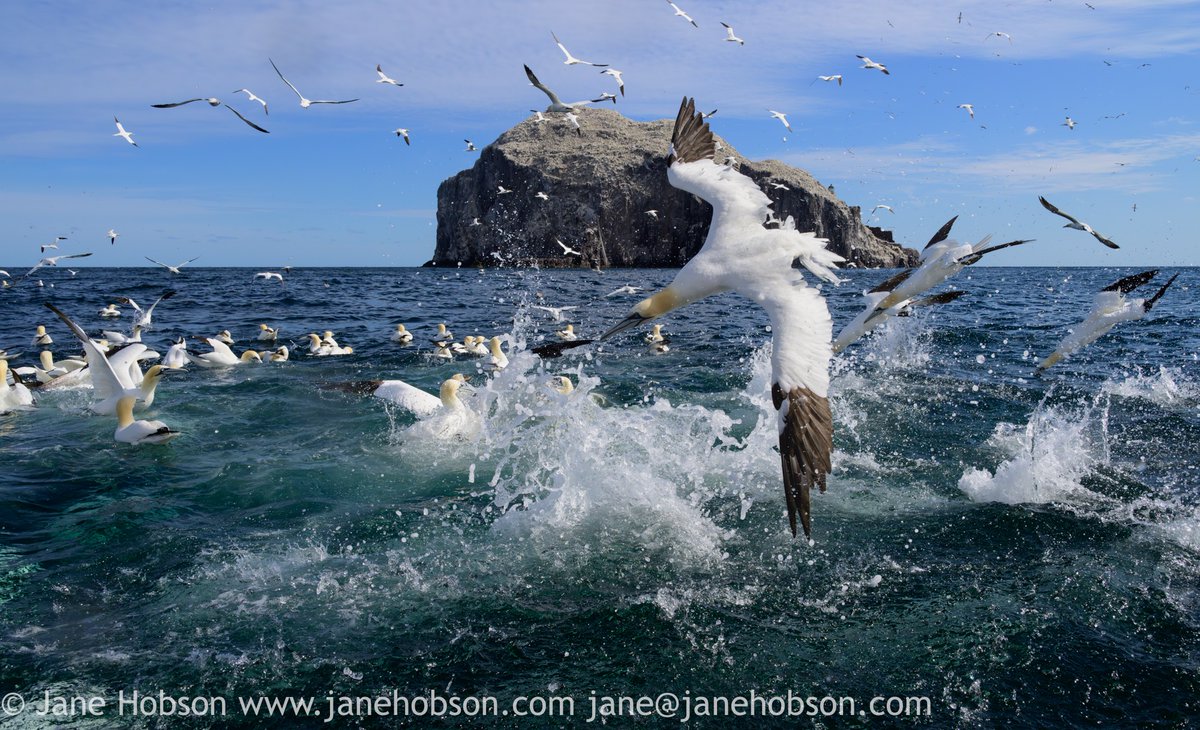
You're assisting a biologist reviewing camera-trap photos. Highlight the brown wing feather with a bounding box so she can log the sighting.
[869,268,914,293]
[773,384,833,538]
[670,97,714,164]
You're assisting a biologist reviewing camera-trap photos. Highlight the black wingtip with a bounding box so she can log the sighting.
[1102,269,1157,294]
[924,216,958,249]
[532,340,594,358]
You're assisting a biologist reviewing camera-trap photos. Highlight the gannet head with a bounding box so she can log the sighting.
[551,375,574,394]
[143,364,166,385]
[241,350,263,363]
[489,336,504,356]
[271,346,289,362]
[35,325,47,336]
[437,323,449,336]
[602,287,684,340]
[439,377,465,407]
[39,350,55,369]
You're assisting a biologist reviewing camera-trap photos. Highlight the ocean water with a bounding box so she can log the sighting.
[1,266,1197,727]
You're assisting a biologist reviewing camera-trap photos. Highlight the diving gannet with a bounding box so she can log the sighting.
[102,325,143,346]
[1037,270,1177,372]
[1038,196,1119,249]
[113,395,179,445]
[270,58,359,108]
[833,288,967,354]
[584,97,844,538]
[768,110,793,132]
[116,291,175,329]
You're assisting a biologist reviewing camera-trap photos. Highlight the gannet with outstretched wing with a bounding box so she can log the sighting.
[116,290,176,329]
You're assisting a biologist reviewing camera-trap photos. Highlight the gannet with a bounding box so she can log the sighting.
[564,111,583,137]
[233,88,269,115]
[192,338,263,366]
[1038,196,1119,249]
[1062,116,1077,130]
[43,303,166,414]
[557,239,582,256]
[41,235,66,253]
[957,103,975,119]
[720,22,744,45]
[833,287,966,354]
[146,256,199,275]
[768,110,793,132]
[870,204,894,216]
[32,325,53,347]
[163,338,191,369]
[99,303,121,318]
[645,210,659,219]
[465,336,489,356]
[645,323,667,344]
[606,285,643,297]
[524,65,603,113]
[551,31,607,66]
[375,64,403,86]
[269,346,289,362]
[151,97,268,133]
[255,271,284,281]
[533,304,577,321]
[485,336,508,371]
[987,31,1013,43]
[556,324,578,340]
[215,330,235,345]
[391,324,414,343]
[857,55,890,74]
[551,97,845,538]
[535,191,550,201]
[23,252,93,279]
[666,0,699,27]
[550,375,575,394]
[497,185,513,195]
[0,359,35,413]
[464,139,477,151]
[270,58,358,107]
[816,75,843,86]
[436,323,454,341]
[116,291,175,329]
[33,350,87,382]
[331,373,468,417]
[394,128,411,145]
[257,324,278,341]
[432,341,455,360]
[102,325,143,345]
[113,117,138,146]
[1038,270,1177,372]
[303,334,352,356]
[870,216,1032,314]
[113,395,179,445]
[530,109,547,122]
[600,68,625,96]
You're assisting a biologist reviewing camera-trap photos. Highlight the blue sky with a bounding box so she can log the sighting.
[2,0,1197,269]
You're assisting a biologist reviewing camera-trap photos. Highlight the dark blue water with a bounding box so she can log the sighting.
[1,266,1197,727]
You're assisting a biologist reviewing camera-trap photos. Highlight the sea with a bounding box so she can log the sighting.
[0,265,1197,728]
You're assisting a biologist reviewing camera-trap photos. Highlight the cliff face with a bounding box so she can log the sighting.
[433,108,916,269]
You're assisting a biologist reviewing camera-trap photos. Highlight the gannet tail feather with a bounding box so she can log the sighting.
[774,383,833,539]
[670,97,714,164]
[1102,269,1157,294]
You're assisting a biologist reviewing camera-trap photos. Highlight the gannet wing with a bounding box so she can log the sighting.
[1038,196,1081,226]
[1102,269,1157,294]
[524,65,565,107]
[269,58,304,101]
[145,257,171,270]
[152,99,206,108]
[223,104,270,133]
[326,378,443,417]
[205,338,236,360]
[43,303,128,401]
[924,216,958,249]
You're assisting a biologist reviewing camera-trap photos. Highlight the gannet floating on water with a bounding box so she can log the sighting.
[391,324,414,343]
[163,338,190,369]
[99,303,121,318]
[257,324,278,341]
[432,341,455,360]
[465,335,489,357]
[540,98,844,537]
[331,373,468,417]
[1037,270,1177,372]
[485,336,508,371]
[270,58,359,108]
[191,338,263,367]
[116,291,175,329]
[43,303,166,414]
[436,323,454,341]
[556,324,578,340]
[1038,196,1119,249]
[304,333,352,356]
[114,395,179,445]
[269,346,289,362]
[0,359,35,413]
[215,330,235,345]
[32,325,53,347]
[102,325,143,346]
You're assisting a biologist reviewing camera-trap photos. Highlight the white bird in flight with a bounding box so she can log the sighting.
[556,238,582,256]
[645,209,659,219]
[540,98,845,538]
[146,256,199,275]
[1038,196,1119,249]
[524,65,605,113]
[24,252,92,279]
[233,88,269,115]
[151,97,269,133]
[768,110,793,132]
[533,304,577,321]
[564,111,583,136]
[1063,116,1077,130]
[666,0,699,27]
[987,31,1013,43]
[551,31,607,67]
[270,58,358,108]
[870,204,894,216]
[720,22,744,45]
[113,117,138,146]
[376,64,403,86]
[116,291,176,329]
[256,271,284,281]
[464,139,477,151]
[394,128,411,145]
[816,75,843,86]
[857,55,890,74]
[957,103,975,119]
[1038,270,1176,372]
[600,68,625,96]
[606,284,643,297]
[108,229,119,244]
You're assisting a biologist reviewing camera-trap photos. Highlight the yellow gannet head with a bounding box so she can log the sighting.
[489,336,504,355]
[241,350,263,363]
[439,376,465,406]
[0,359,8,382]
[143,364,166,384]
[397,324,408,333]
[259,323,269,330]
[271,346,289,361]
[551,375,574,394]
[115,395,136,428]
[35,325,47,336]
[437,323,449,335]
[40,350,55,369]
[307,333,321,344]
[602,288,684,340]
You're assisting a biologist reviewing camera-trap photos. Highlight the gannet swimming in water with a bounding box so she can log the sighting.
[32,325,53,347]
[191,338,263,367]
[257,324,278,342]
[32,350,86,382]
[1037,270,1177,372]
[146,256,199,275]
[546,98,844,538]
[163,338,191,369]
[436,323,454,341]
[0,359,35,413]
[331,373,468,417]
[1038,196,1119,249]
[117,291,175,329]
[869,216,1032,315]
[485,336,509,371]
[270,58,358,108]
[43,303,167,414]
[304,333,352,356]
[833,287,966,354]
[431,341,455,360]
[215,330,235,345]
[269,346,289,362]
[391,324,414,343]
[99,303,121,318]
[103,325,143,346]
[465,335,489,356]
[113,395,179,445]
[556,324,578,340]
[113,117,138,146]
[645,323,667,344]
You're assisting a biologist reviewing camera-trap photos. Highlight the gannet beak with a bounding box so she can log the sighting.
[600,312,650,341]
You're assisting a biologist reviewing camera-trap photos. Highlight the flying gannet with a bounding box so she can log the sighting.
[233,88,269,115]
[1037,270,1177,372]
[600,68,625,96]
[666,0,699,27]
[957,103,975,119]
[543,98,845,538]
[552,31,607,66]
[556,239,582,256]
[108,229,119,244]
[151,97,269,133]
[394,128,411,145]
[376,64,403,86]
[270,58,359,108]
[524,65,605,113]
[146,256,199,275]
[857,55,890,74]
[720,22,744,45]
[768,110,793,132]
[833,287,966,354]
[113,117,138,146]
[533,304,577,321]
[23,252,93,279]
[816,75,843,86]
[1038,196,1119,249]
[256,271,284,281]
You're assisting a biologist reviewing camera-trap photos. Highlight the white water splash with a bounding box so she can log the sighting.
[1103,366,1199,409]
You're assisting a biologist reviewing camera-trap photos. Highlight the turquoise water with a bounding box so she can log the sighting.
[1,266,1198,727]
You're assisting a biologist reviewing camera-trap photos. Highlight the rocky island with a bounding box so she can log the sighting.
[431,107,917,269]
